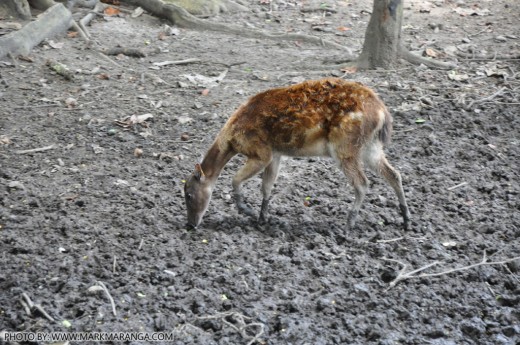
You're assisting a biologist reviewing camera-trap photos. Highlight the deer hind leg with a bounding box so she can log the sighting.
[339,156,369,230]
[377,156,410,230]
[232,156,271,218]
[365,144,411,230]
[259,154,282,223]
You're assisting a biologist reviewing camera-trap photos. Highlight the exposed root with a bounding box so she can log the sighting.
[0,4,72,59]
[398,48,456,69]
[121,0,351,53]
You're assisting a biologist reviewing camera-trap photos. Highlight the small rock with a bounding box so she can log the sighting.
[495,35,507,42]
[7,181,25,190]
[506,259,519,273]
[180,133,190,141]
[460,317,485,337]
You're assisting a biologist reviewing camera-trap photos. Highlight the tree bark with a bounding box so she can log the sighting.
[2,0,32,19]
[357,0,403,69]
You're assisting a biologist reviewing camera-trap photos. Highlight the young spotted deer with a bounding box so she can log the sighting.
[184,78,410,230]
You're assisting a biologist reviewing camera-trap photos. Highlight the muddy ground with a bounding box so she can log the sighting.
[1,0,519,344]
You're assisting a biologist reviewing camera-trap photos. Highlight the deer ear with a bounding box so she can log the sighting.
[194,163,205,181]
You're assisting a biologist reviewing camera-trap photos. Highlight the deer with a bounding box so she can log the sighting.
[184,78,410,231]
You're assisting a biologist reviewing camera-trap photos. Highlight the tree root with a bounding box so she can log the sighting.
[398,48,456,69]
[0,3,72,59]
[121,0,351,52]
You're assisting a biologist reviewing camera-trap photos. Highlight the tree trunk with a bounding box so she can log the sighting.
[2,0,32,19]
[358,0,403,69]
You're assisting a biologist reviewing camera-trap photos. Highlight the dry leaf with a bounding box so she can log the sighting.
[18,55,33,62]
[337,26,351,32]
[114,114,154,128]
[447,70,469,81]
[104,6,120,16]
[176,116,192,124]
[97,73,110,80]
[424,48,438,58]
[67,31,78,38]
[340,66,357,74]
[201,89,210,96]
[0,136,12,145]
[131,7,144,18]
[48,40,64,49]
[65,97,77,108]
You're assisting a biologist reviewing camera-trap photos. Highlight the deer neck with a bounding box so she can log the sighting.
[200,139,234,184]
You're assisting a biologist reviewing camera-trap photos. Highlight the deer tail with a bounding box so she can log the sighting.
[378,108,393,146]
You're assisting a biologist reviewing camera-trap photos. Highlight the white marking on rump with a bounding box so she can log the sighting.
[376,108,386,131]
[362,141,384,172]
[348,111,364,120]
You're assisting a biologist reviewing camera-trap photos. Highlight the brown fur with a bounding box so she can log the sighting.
[185,78,410,230]
[221,78,385,157]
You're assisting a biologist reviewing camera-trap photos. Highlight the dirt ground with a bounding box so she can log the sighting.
[1,0,519,344]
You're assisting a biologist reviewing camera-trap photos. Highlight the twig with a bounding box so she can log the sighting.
[447,181,467,191]
[71,20,90,41]
[97,51,125,69]
[374,236,427,244]
[33,305,56,322]
[14,104,60,109]
[465,87,506,110]
[97,281,117,316]
[383,253,520,289]
[20,293,33,315]
[376,236,404,243]
[15,144,55,154]
[152,58,201,67]
[138,238,144,251]
[112,255,117,273]
[21,292,55,322]
[197,311,265,344]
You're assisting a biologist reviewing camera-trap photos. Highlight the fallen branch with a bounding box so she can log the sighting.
[0,4,73,59]
[15,144,55,154]
[46,59,74,80]
[105,47,146,58]
[97,281,117,316]
[383,252,520,289]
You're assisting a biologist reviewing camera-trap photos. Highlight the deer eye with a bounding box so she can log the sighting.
[186,193,192,200]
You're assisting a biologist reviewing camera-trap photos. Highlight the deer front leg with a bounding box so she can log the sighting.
[259,154,282,223]
[232,157,270,218]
